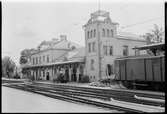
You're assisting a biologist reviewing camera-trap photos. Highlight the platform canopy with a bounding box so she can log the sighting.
[21,57,85,69]
[132,43,165,51]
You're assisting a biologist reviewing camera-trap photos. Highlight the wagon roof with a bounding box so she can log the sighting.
[132,43,165,50]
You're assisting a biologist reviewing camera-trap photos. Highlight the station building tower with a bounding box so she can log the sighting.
[83,10,118,81]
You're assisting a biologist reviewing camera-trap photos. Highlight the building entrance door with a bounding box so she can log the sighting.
[79,65,84,82]
[46,72,49,80]
[65,68,69,81]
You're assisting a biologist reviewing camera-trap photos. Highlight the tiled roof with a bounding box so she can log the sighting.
[67,47,85,60]
[52,40,81,49]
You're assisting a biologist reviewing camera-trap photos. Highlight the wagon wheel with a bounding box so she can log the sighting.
[122,81,132,89]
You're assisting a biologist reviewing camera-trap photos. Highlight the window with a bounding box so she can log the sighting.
[123,45,129,56]
[107,29,109,37]
[111,30,113,37]
[103,45,107,55]
[92,42,96,52]
[87,31,89,39]
[29,57,31,63]
[36,57,38,64]
[135,47,140,56]
[90,59,94,70]
[43,56,45,62]
[43,70,45,77]
[109,46,113,56]
[102,28,105,37]
[33,58,35,65]
[107,64,114,76]
[88,43,91,53]
[94,29,96,37]
[90,30,93,38]
[39,56,41,64]
[47,55,49,63]
[39,70,41,78]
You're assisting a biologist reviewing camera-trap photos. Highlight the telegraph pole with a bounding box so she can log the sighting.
[98,0,100,11]
[97,0,102,80]
[97,22,102,80]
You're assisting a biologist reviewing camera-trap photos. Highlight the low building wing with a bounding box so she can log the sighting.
[117,31,146,41]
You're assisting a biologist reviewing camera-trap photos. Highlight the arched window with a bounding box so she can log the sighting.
[94,29,96,37]
[107,29,109,37]
[111,29,113,37]
[109,46,113,56]
[87,31,89,38]
[90,30,93,38]
[88,43,91,53]
[102,28,105,37]
[90,59,95,70]
[103,45,107,56]
[92,42,96,52]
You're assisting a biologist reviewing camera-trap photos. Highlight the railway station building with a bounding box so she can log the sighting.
[21,10,146,82]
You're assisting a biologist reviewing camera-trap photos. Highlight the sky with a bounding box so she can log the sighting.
[2,0,165,66]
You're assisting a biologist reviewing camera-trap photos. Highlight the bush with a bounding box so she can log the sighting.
[80,75,90,83]
[30,75,35,81]
[53,78,57,83]
[99,78,117,85]
[100,78,112,83]
[56,73,67,83]
[13,74,20,79]
[89,82,106,87]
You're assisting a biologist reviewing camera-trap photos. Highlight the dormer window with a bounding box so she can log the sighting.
[71,46,76,50]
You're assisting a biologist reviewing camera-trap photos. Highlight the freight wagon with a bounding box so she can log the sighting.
[114,55,165,91]
[114,43,165,91]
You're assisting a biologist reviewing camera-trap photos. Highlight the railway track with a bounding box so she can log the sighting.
[3,84,141,113]
[33,82,165,107]
[2,79,165,112]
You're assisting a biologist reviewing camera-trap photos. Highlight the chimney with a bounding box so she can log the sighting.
[60,35,67,41]
[52,38,58,41]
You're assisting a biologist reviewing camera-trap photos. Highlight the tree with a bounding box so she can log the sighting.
[20,56,28,64]
[19,48,36,64]
[2,56,16,78]
[20,49,31,64]
[143,24,164,44]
